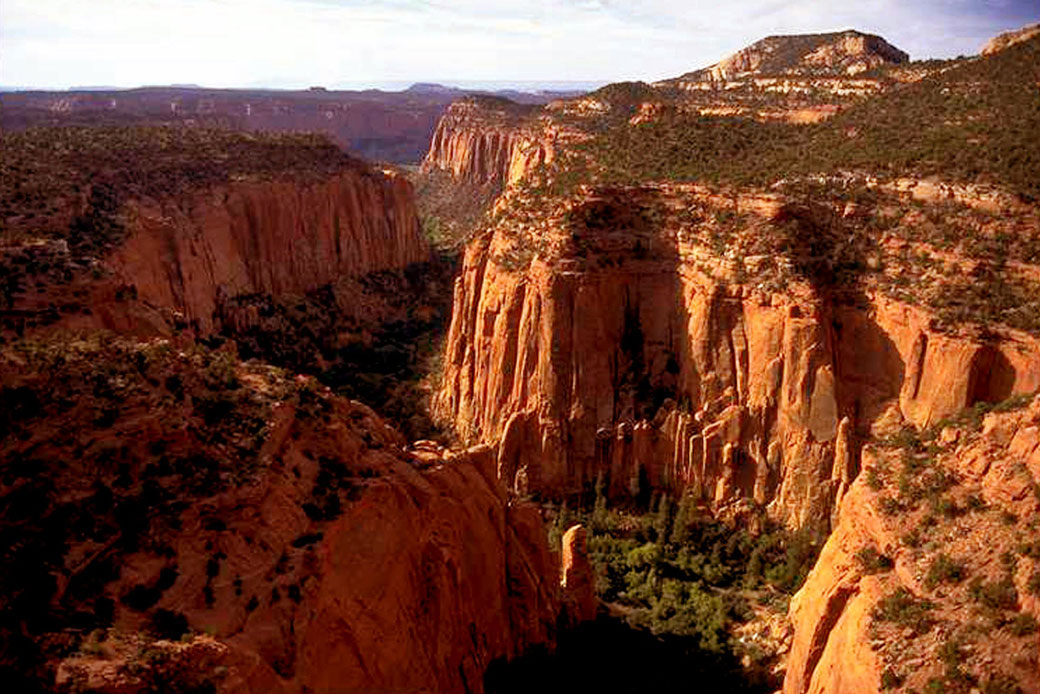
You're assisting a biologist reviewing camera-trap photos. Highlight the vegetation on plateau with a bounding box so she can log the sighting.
[0,126,362,247]
[567,35,1040,200]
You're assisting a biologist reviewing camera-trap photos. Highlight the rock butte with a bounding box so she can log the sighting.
[982,22,1040,56]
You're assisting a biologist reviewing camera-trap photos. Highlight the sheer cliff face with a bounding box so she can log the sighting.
[113,169,427,332]
[433,186,1040,532]
[0,341,561,694]
[784,396,1040,694]
[421,99,563,188]
[8,168,429,337]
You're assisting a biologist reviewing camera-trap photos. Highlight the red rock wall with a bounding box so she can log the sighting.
[52,394,560,694]
[434,213,1040,533]
[784,396,1040,693]
[103,169,429,333]
[421,101,554,188]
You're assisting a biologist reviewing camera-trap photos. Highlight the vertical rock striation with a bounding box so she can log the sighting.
[434,186,1040,533]
[107,169,429,333]
[421,98,559,188]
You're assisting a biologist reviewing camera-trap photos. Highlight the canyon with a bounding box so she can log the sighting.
[0,129,592,694]
[0,85,579,165]
[418,26,1040,692]
[3,23,1040,694]
[2,338,587,694]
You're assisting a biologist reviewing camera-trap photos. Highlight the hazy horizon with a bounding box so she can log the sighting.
[0,79,608,94]
[1,0,1036,91]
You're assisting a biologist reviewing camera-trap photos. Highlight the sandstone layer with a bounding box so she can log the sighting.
[433,185,1040,533]
[679,30,909,83]
[4,166,430,338]
[785,395,1040,693]
[421,97,567,189]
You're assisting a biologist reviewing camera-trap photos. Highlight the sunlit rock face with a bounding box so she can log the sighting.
[421,97,563,189]
[785,395,1040,694]
[433,184,1040,534]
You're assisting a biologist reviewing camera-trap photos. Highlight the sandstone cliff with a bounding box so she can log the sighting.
[111,168,427,333]
[433,184,1040,533]
[0,338,564,694]
[421,97,564,189]
[784,394,1040,693]
[1,129,431,338]
[982,22,1040,56]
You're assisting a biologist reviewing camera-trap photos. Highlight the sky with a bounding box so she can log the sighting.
[1,0,1037,90]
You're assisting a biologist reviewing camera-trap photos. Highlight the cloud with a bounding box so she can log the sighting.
[0,0,1036,88]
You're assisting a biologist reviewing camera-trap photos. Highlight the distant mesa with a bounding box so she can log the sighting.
[68,85,125,92]
[406,82,464,94]
[662,29,909,85]
[981,21,1040,55]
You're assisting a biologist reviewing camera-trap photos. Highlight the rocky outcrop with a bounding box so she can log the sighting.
[433,185,1040,532]
[116,168,427,332]
[560,524,598,624]
[982,23,1040,56]
[421,98,561,188]
[0,340,562,694]
[647,31,914,122]
[784,395,1040,693]
[672,31,909,83]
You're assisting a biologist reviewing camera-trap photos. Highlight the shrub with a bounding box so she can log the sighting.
[150,609,189,640]
[1007,613,1038,636]
[925,554,967,589]
[1028,569,1040,596]
[983,674,1024,694]
[969,576,1018,610]
[872,588,935,634]
[880,669,904,689]
[122,585,162,611]
[856,546,894,574]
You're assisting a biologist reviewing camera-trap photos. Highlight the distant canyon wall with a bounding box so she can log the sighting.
[11,167,431,337]
[421,99,559,188]
[0,91,450,163]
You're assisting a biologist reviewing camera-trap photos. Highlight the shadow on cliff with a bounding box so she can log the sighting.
[218,255,459,441]
[483,614,773,694]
